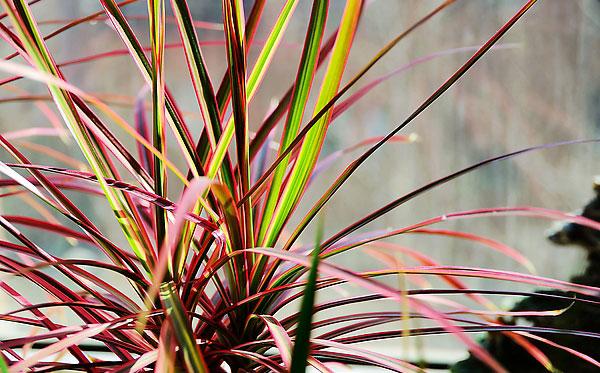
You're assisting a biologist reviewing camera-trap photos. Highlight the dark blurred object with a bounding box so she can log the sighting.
[452,178,600,373]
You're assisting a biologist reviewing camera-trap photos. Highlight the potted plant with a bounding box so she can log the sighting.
[0,0,597,371]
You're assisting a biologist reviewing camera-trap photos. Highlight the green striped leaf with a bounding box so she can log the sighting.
[205,0,299,188]
[148,0,168,249]
[161,282,209,373]
[100,0,204,179]
[170,0,222,151]
[290,216,323,372]
[223,0,252,248]
[263,0,363,247]
[257,0,327,245]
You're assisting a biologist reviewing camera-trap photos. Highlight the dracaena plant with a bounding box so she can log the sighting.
[0,0,598,372]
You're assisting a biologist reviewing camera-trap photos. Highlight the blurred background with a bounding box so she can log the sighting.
[0,0,598,367]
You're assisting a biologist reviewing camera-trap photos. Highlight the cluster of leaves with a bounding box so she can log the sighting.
[0,0,598,372]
